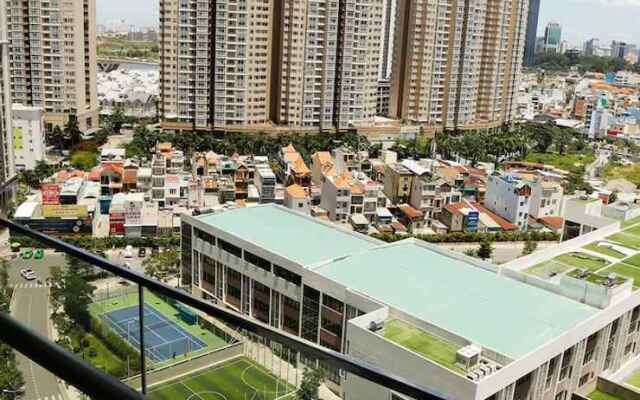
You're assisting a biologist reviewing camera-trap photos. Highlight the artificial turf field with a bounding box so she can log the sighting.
[147,357,296,400]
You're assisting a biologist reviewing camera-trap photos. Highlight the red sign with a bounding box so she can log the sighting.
[41,184,60,205]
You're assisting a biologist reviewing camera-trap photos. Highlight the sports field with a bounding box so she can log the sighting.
[89,289,229,364]
[147,357,296,400]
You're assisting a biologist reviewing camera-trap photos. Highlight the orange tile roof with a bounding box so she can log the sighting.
[123,168,138,185]
[471,202,518,231]
[283,151,302,164]
[541,216,564,230]
[291,157,311,175]
[313,151,332,165]
[286,184,307,198]
[88,167,102,181]
[333,171,353,189]
[350,183,364,195]
[399,204,424,219]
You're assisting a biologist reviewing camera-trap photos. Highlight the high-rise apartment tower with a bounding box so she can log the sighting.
[390,0,529,132]
[6,0,99,131]
[0,0,16,208]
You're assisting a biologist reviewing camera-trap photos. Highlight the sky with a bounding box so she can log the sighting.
[96,0,640,47]
[538,0,640,46]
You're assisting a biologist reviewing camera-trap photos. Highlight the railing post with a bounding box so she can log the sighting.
[138,284,147,395]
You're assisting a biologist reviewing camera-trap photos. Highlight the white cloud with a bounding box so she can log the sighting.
[570,0,640,6]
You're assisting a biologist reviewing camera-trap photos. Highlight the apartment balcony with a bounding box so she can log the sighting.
[0,218,438,400]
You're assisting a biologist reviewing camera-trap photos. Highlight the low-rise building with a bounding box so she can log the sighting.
[12,104,45,171]
[485,174,532,230]
[284,184,310,215]
[383,163,413,204]
[529,179,564,219]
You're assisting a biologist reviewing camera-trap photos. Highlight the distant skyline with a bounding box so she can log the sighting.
[538,0,640,46]
[96,0,640,47]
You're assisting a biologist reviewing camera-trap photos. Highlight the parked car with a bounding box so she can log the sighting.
[20,248,33,259]
[123,245,133,258]
[34,248,44,260]
[20,269,37,281]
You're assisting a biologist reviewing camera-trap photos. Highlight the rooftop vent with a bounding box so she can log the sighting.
[456,344,482,370]
[369,321,384,332]
[604,272,618,287]
[577,268,589,279]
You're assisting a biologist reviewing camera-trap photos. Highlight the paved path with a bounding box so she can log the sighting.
[8,253,68,400]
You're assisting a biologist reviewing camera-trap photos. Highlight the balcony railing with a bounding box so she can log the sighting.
[0,217,441,400]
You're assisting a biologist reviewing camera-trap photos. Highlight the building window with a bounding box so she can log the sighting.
[219,239,242,258]
[244,251,271,272]
[554,391,567,400]
[579,373,591,387]
[274,265,301,286]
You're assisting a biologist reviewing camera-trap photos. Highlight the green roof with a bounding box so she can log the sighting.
[196,205,380,265]
[315,241,598,359]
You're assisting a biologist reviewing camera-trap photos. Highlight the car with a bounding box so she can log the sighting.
[20,248,33,259]
[123,245,133,259]
[19,269,37,281]
[138,247,146,257]
[34,248,44,260]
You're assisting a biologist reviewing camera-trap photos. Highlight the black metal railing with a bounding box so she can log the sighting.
[0,218,443,400]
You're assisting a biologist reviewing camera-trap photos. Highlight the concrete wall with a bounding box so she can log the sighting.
[597,376,640,400]
[344,316,477,400]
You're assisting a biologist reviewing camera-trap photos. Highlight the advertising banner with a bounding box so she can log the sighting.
[42,204,88,218]
[41,184,61,205]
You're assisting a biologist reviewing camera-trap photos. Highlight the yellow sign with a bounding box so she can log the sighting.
[13,127,22,150]
[42,205,88,219]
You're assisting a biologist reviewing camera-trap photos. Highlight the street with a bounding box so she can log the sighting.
[7,251,67,400]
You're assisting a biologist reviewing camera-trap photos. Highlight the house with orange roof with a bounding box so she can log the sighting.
[320,171,384,222]
[284,184,310,214]
[311,151,334,186]
[99,162,124,196]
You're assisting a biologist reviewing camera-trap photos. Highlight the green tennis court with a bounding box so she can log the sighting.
[147,357,296,400]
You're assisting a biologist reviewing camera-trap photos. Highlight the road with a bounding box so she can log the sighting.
[7,252,68,400]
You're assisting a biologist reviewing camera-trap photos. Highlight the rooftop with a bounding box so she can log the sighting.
[381,319,464,374]
[314,240,597,358]
[196,205,380,265]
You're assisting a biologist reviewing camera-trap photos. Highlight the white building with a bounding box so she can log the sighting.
[181,204,640,400]
[529,179,564,220]
[11,104,44,171]
[485,174,532,230]
[320,171,383,222]
[255,166,276,204]
[284,184,310,215]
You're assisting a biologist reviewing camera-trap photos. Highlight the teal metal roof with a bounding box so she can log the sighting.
[196,205,380,266]
[315,241,598,359]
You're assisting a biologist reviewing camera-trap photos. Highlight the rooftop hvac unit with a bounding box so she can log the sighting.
[456,344,482,370]
[368,321,384,332]
[604,272,618,287]
[577,268,589,279]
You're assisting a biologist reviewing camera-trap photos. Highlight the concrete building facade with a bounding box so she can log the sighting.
[389,0,528,131]
[485,174,531,230]
[12,104,45,171]
[6,0,99,131]
[160,0,384,132]
[0,0,16,208]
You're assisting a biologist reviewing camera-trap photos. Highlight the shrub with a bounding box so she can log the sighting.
[90,317,141,373]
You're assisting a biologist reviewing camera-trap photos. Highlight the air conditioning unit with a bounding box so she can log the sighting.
[368,320,384,332]
[456,344,482,370]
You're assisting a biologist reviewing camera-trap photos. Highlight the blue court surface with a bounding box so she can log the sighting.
[101,304,207,362]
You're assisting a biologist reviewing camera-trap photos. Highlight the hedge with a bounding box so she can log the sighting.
[9,233,180,251]
[89,316,141,375]
[371,230,560,244]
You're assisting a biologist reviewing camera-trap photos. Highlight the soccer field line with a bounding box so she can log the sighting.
[240,364,290,395]
[146,358,246,394]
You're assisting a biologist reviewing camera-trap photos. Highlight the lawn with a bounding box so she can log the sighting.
[554,252,609,271]
[525,260,573,278]
[623,254,640,268]
[89,289,229,351]
[625,226,640,237]
[623,216,640,228]
[72,333,124,377]
[589,390,620,400]
[603,163,640,186]
[599,263,640,287]
[606,233,640,250]
[625,368,640,389]
[381,319,464,374]
[147,357,296,400]
[524,151,595,172]
[583,243,627,259]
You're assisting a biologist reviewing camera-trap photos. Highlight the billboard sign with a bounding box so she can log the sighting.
[42,204,88,219]
[13,127,23,150]
[466,211,480,232]
[41,184,61,205]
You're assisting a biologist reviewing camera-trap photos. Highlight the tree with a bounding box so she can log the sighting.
[527,123,555,153]
[64,116,82,149]
[49,259,96,332]
[0,261,25,399]
[477,240,494,261]
[108,105,126,133]
[71,151,99,171]
[143,248,180,281]
[297,367,324,400]
[522,239,538,256]
[48,125,66,150]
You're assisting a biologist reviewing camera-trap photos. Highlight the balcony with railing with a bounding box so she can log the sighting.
[0,218,439,400]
